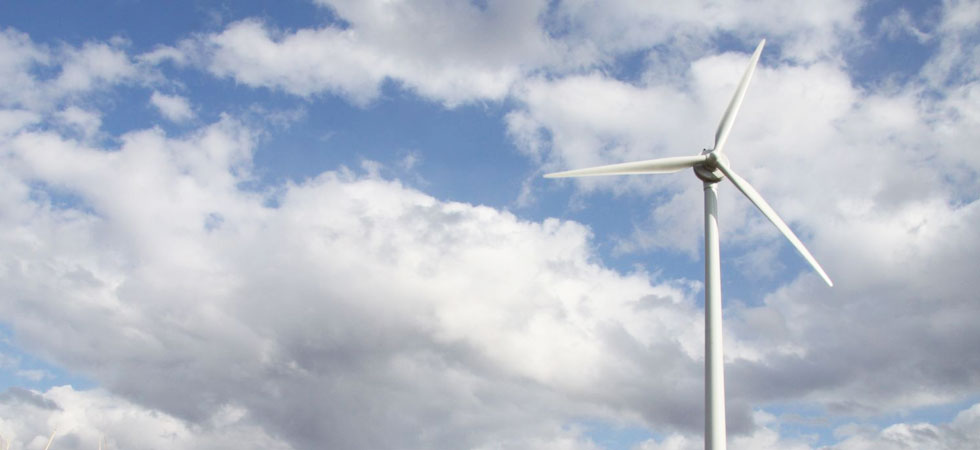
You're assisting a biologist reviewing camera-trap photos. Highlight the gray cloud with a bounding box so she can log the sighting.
[0,387,60,410]
[0,1,979,449]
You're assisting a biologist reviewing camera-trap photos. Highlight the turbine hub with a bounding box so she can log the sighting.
[694,149,727,183]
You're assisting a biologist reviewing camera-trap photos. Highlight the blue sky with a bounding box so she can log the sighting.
[1,1,979,449]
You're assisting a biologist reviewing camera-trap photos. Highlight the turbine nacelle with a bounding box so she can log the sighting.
[694,149,728,183]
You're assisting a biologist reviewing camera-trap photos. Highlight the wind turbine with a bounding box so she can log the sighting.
[543,39,832,450]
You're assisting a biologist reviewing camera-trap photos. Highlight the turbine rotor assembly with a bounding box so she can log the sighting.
[694,149,728,183]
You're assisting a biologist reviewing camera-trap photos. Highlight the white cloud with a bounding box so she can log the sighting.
[877,9,931,43]
[203,20,386,105]
[137,44,188,66]
[4,99,974,447]
[635,411,815,450]
[0,109,40,137]
[509,73,706,176]
[182,0,862,108]
[0,114,719,448]
[0,27,142,113]
[0,28,50,110]
[1,1,979,449]
[52,41,136,95]
[54,106,101,140]
[921,0,980,87]
[507,51,865,254]
[636,427,813,450]
[314,0,561,103]
[633,402,980,450]
[9,387,976,450]
[549,0,861,63]
[150,91,194,122]
[0,386,290,450]
[827,402,980,449]
[197,0,560,107]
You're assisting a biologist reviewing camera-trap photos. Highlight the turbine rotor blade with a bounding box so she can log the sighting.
[43,429,57,450]
[714,160,834,286]
[543,154,708,178]
[712,39,765,155]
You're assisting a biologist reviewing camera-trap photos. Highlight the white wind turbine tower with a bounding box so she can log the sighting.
[544,39,833,450]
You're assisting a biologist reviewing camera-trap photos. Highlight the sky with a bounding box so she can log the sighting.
[0,0,979,449]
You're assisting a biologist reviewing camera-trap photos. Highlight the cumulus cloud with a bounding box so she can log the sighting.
[194,0,560,107]
[54,106,102,140]
[172,0,863,108]
[3,94,974,448]
[0,386,289,450]
[827,402,980,449]
[202,20,387,105]
[549,0,861,64]
[0,27,141,112]
[922,0,980,87]
[6,388,979,450]
[52,40,137,95]
[0,28,51,109]
[150,91,195,122]
[0,109,40,137]
[0,111,724,448]
[632,402,980,450]
[1,1,979,449]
